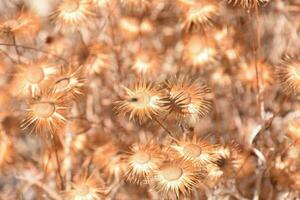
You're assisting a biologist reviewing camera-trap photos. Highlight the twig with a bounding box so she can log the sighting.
[51,136,64,190]
[0,43,68,63]
[0,49,18,64]
[11,34,21,63]
[255,5,265,121]
[152,116,179,142]
[64,131,73,190]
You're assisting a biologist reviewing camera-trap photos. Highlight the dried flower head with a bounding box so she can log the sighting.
[207,145,239,182]
[183,34,217,68]
[14,60,57,97]
[183,0,219,32]
[152,159,199,197]
[237,60,273,90]
[233,151,256,179]
[119,16,155,39]
[227,0,270,9]
[140,18,155,35]
[64,173,104,200]
[0,10,40,41]
[171,134,217,166]
[120,0,150,13]
[115,81,165,123]
[51,0,96,32]
[21,90,69,135]
[85,44,112,75]
[118,16,140,40]
[131,49,161,76]
[125,140,164,184]
[49,65,85,100]
[276,58,300,95]
[93,143,126,180]
[164,76,212,121]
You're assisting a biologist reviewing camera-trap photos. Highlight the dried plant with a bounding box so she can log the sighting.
[0,0,300,199]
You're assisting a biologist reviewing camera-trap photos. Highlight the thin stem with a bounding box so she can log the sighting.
[254,3,265,120]
[106,3,123,77]
[153,116,179,142]
[51,136,64,190]
[38,150,51,200]
[0,43,68,64]
[0,49,18,64]
[12,34,21,63]
[64,131,73,190]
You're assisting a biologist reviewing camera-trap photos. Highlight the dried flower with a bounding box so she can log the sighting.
[21,90,69,135]
[206,145,238,182]
[51,0,96,32]
[227,0,270,9]
[152,159,199,197]
[115,81,165,123]
[0,10,40,41]
[93,143,126,180]
[164,76,212,121]
[276,58,300,95]
[170,134,217,166]
[118,16,140,40]
[14,60,57,97]
[85,44,112,75]
[125,140,164,184]
[49,65,85,100]
[183,34,217,68]
[120,0,150,13]
[131,49,161,76]
[64,173,104,200]
[237,60,273,90]
[182,0,219,32]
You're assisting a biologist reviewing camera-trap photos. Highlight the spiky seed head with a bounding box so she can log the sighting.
[183,0,219,32]
[51,0,96,33]
[227,0,270,9]
[64,173,104,200]
[125,141,164,184]
[21,90,69,135]
[0,11,40,41]
[152,159,199,197]
[49,66,85,100]
[170,134,217,166]
[140,18,155,35]
[164,76,212,121]
[93,143,126,180]
[114,81,165,123]
[233,151,256,179]
[120,0,150,13]
[207,145,239,182]
[183,34,217,68]
[118,16,140,40]
[85,44,112,75]
[13,60,58,97]
[276,58,300,95]
[131,49,161,76]
[238,60,273,90]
